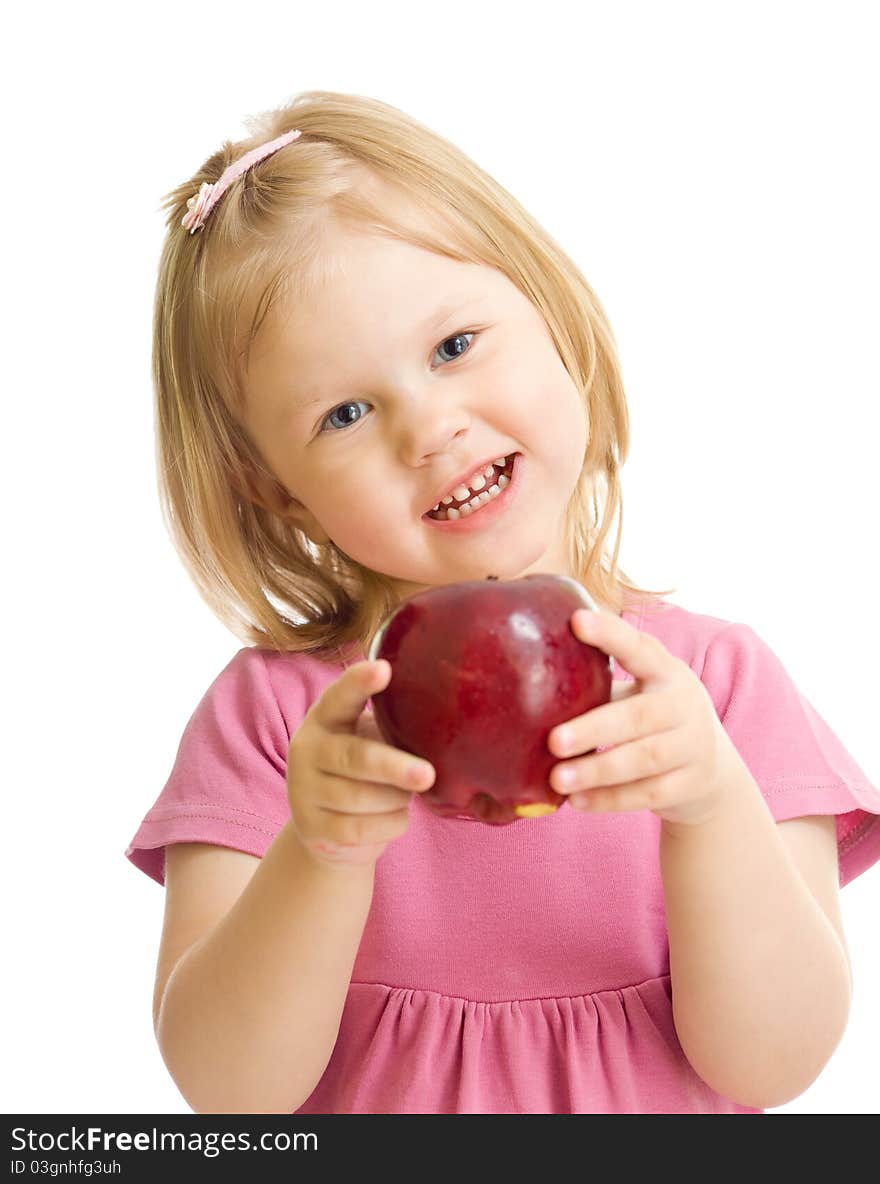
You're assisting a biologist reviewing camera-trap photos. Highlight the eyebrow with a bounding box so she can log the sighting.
[418,294,482,333]
[285,294,485,411]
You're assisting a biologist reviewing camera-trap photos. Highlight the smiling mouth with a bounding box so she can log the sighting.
[424,454,517,521]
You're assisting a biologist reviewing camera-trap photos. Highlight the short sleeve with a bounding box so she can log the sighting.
[701,623,880,887]
[123,647,333,887]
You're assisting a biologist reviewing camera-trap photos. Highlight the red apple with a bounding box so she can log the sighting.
[367,573,613,824]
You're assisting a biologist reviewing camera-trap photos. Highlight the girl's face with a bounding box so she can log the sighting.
[242,223,589,599]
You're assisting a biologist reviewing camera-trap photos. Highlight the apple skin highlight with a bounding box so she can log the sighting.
[368,574,613,825]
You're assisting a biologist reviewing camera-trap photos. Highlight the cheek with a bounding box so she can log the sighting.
[542,379,589,494]
[501,338,585,422]
[530,365,589,459]
[316,476,400,553]
[331,517,410,574]
[564,384,590,451]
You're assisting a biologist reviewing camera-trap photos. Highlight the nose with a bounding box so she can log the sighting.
[390,381,473,467]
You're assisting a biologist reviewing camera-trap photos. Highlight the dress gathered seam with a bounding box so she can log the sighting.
[348,973,671,1005]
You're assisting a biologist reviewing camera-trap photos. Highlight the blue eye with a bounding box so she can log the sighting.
[319,331,476,433]
[323,401,370,432]
[434,331,474,363]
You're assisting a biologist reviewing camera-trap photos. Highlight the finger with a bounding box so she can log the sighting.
[571,609,676,684]
[548,687,680,758]
[318,732,436,794]
[310,805,412,851]
[551,728,689,793]
[313,660,392,732]
[320,792,415,818]
[289,764,414,818]
[567,770,684,814]
[306,769,419,815]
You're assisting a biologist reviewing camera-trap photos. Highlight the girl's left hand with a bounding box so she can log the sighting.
[548,609,741,827]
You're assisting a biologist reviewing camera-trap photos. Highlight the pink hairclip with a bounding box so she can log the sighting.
[181,128,303,234]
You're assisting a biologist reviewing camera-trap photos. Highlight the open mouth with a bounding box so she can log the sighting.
[424,453,517,522]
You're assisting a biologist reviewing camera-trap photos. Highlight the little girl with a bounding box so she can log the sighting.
[126,90,880,1115]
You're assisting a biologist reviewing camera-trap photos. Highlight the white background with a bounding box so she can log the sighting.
[4,0,878,1115]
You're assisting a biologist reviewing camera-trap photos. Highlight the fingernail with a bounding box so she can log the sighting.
[553,727,573,753]
[409,762,434,787]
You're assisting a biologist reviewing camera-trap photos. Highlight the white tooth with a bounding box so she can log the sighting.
[469,473,486,492]
[432,503,441,511]
[441,495,454,505]
[493,456,507,468]
[483,465,496,479]
[438,474,509,521]
[452,484,471,501]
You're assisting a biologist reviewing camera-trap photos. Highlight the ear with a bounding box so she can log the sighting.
[236,466,332,546]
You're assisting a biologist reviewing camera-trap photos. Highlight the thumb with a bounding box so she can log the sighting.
[315,659,391,732]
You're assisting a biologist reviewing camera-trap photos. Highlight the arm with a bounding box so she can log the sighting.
[660,751,852,1109]
[546,609,854,1112]
[156,821,375,1114]
[155,658,430,1114]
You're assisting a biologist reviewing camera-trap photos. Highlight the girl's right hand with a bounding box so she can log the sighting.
[285,660,436,869]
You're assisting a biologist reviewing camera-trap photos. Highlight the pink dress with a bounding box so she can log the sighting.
[125,600,880,1113]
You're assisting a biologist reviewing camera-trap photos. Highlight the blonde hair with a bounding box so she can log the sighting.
[153,90,676,660]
